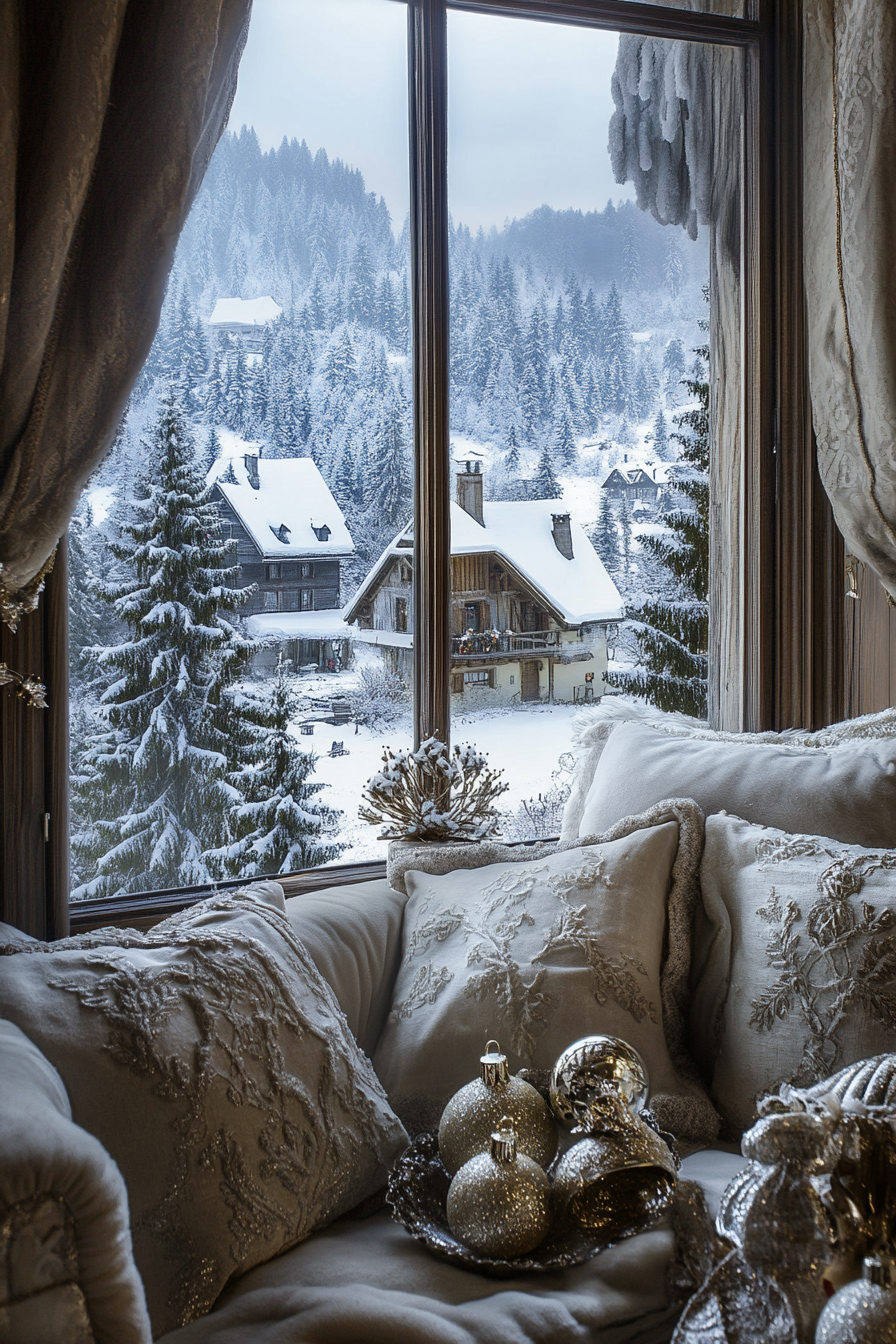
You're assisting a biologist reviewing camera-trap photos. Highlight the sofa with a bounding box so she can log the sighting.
[2,698,895,1344]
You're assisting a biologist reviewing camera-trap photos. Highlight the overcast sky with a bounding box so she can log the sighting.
[227,0,633,231]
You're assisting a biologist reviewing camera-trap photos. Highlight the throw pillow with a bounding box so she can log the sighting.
[560,698,896,845]
[386,838,556,897]
[0,883,407,1336]
[691,813,896,1136]
[281,876,408,1057]
[577,720,896,849]
[372,801,719,1146]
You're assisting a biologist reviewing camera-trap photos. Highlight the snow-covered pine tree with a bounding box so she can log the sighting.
[531,439,562,499]
[71,394,255,898]
[552,402,578,469]
[505,423,521,472]
[216,656,344,877]
[651,408,670,460]
[605,359,709,717]
[365,384,412,528]
[593,490,619,573]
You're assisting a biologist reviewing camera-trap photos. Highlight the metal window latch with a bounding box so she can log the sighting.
[43,812,50,843]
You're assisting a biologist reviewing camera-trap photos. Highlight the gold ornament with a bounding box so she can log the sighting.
[446,1120,552,1258]
[815,1254,896,1343]
[552,1089,676,1235]
[550,1035,649,1131]
[438,1041,558,1175]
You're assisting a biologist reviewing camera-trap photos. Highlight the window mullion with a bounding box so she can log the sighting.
[408,0,451,748]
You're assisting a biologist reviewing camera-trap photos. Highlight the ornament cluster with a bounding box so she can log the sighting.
[436,1036,678,1261]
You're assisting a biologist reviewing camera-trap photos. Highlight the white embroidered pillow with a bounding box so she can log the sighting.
[0,884,407,1336]
[372,802,718,1146]
[691,813,896,1136]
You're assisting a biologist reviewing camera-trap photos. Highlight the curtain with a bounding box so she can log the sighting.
[0,0,252,625]
[803,0,896,602]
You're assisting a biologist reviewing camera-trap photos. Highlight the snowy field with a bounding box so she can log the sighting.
[276,659,580,865]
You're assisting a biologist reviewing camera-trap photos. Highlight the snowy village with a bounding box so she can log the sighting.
[68,126,709,899]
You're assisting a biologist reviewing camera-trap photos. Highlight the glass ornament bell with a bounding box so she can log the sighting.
[550,1035,649,1131]
[446,1120,552,1258]
[815,1254,896,1344]
[438,1040,558,1175]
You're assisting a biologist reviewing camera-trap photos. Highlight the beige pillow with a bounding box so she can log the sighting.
[691,813,896,1137]
[577,720,896,849]
[283,877,408,1056]
[372,802,718,1146]
[386,838,556,897]
[0,883,407,1336]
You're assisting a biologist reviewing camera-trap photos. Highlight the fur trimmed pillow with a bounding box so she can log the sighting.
[0,883,407,1336]
[372,801,719,1147]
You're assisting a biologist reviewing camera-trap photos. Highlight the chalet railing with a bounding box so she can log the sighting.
[451,630,561,659]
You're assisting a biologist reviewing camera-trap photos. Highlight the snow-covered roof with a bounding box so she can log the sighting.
[247,610,353,641]
[208,296,282,327]
[603,462,671,486]
[344,499,622,627]
[215,456,354,558]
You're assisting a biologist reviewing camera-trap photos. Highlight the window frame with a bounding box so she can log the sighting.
[48,0,841,935]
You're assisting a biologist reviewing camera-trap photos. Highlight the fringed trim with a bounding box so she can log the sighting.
[0,549,56,632]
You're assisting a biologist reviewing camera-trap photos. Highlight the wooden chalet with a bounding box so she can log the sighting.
[601,462,668,503]
[212,453,354,671]
[343,464,623,703]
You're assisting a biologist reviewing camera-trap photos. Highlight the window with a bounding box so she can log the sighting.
[65,0,808,922]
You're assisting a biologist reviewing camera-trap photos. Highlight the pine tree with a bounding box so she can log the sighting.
[505,423,521,472]
[552,402,578,469]
[593,489,619,573]
[71,395,255,898]
[618,496,632,577]
[651,408,670,460]
[365,385,412,528]
[531,439,562,500]
[605,358,709,717]
[217,656,344,877]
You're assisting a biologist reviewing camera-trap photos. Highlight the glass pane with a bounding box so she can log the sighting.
[68,0,412,899]
[447,11,743,839]
[620,0,753,14]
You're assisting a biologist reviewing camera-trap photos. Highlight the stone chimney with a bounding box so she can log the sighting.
[551,513,574,560]
[456,460,484,526]
[244,453,260,490]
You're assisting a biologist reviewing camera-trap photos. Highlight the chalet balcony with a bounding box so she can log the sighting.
[451,630,561,661]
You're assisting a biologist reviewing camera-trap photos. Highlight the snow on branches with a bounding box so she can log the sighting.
[360,736,508,842]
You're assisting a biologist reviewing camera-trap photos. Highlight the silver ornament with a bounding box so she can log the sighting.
[552,1092,676,1234]
[550,1035,649,1130]
[439,1041,558,1175]
[446,1121,552,1258]
[816,1256,896,1344]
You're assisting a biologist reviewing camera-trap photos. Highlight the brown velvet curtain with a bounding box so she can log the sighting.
[803,0,896,603]
[0,0,252,619]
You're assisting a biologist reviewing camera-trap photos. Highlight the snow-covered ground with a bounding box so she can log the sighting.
[277,659,580,866]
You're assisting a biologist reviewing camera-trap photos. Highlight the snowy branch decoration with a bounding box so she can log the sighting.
[0,662,47,709]
[359,737,508,842]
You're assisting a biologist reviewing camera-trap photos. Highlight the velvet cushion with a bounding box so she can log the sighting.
[0,882,407,1336]
[372,802,718,1146]
[691,813,896,1136]
[282,877,408,1057]
[577,720,896,849]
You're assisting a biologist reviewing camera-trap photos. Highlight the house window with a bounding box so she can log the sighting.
[301,562,313,579]
[64,0,805,923]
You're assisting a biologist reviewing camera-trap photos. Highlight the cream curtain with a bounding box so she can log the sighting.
[804,0,896,602]
[0,0,252,626]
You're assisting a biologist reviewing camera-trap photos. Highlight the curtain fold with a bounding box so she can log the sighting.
[0,0,252,619]
[803,0,896,602]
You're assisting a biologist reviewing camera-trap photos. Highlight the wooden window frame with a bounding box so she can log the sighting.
[2,0,840,937]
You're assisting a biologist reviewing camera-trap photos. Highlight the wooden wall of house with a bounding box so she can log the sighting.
[216,498,340,613]
[845,558,896,715]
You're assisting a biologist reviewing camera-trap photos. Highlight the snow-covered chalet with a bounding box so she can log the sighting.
[601,461,670,505]
[343,462,623,704]
[212,454,354,671]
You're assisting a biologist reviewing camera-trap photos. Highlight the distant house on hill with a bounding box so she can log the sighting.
[208,296,282,351]
[601,462,669,504]
[212,454,353,671]
[343,463,623,704]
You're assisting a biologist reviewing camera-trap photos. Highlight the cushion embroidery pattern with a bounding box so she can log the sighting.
[750,835,896,1084]
[390,853,658,1058]
[1,892,404,1329]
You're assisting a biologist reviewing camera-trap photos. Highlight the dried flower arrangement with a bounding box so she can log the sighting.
[360,736,508,842]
